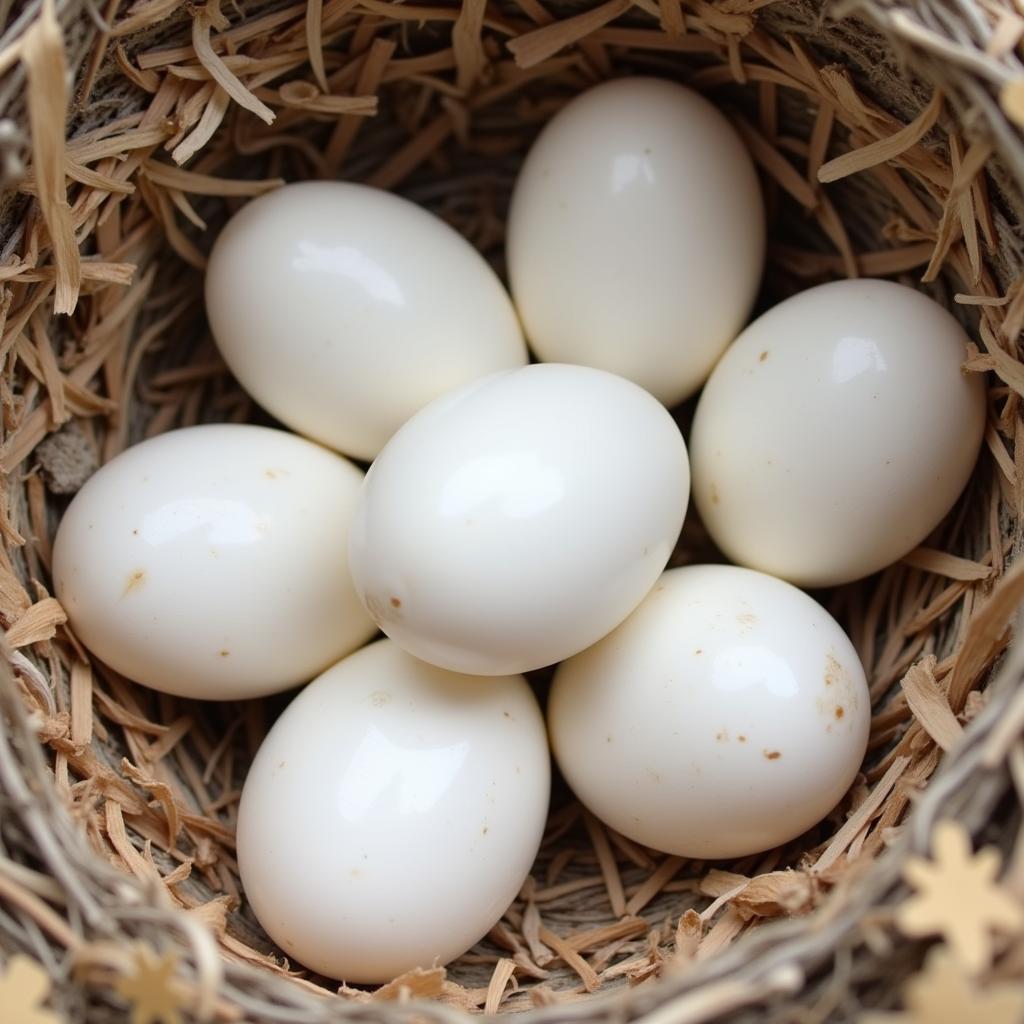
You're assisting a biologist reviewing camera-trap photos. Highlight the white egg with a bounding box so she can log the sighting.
[348,364,689,675]
[236,639,549,982]
[690,279,986,587]
[507,77,764,407]
[53,425,375,700]
[205,182,527,461]
[548,565,869,860]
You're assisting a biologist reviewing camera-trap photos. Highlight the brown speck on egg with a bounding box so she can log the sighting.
[389,596,401,608]
[835,706,845,719]
[738,735,747,742]
[710,483,720,505]
[737,612,757,628]
[715,729,728,742]
[122,569,146,596]
[219,650,230,658]
[694,648,703,655]
[824,653,846,687]
[759,350,769,362]
[763,749,781,760]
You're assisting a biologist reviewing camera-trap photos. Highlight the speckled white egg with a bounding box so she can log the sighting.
[548,565,870,860]
[690,279,987,587]
[52,425,375,700]
[206,182,528,461]
[236,639,549,983]
[348,364,690,676]
[507,77,765,406]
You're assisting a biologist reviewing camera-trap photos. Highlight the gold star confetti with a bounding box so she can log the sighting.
[0,954,63,1024]
[115,945,186,1024]
[862,946,1024,1024]
[897,820,1024,974]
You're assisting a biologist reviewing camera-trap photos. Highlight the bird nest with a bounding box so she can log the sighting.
[3,0,1024,1021]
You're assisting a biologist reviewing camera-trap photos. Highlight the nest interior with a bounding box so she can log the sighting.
[4,0,1024,1020]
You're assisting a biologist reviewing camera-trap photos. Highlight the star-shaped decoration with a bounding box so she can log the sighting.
[0,955,63,1024]
[115,945,186,1024]
[862,946,1024,1024]
[897,820,1024,974]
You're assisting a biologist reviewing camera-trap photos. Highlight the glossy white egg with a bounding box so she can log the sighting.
[507,77,764,407]
[53,425,375,700]
[349,364,689,675]
[236,639,549,982]
[548,565,870,860]
[690,279,987,587]
[206,182,528,461]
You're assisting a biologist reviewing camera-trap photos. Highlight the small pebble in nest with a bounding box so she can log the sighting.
[35,421,97,495]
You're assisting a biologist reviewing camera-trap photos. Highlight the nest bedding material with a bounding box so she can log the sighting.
[3,0,1024,1020]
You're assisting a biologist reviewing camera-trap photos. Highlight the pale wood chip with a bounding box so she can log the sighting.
[111,0,184,37]
[900,655,964,753]
[483,958,517,1014]
[538,926,599,992]
[813,756,911,874]
[658,0,684,36]
[582,811,626,917]
[274,80,378,114]
[732,870,816,918]
[121,759,182,847]
[70,660,93,749]
[566,917,647,952]
[507,0,629,69]
[950,554,1024,714]
[142,159,283,196]
[6,596,66,648]
[193,1,275,125]
[695,906,745,959]
[674,908,702,960]
[453,0,488,90]
[625,855,685,916]
[371,966,446,1001]
[902,545,995,581]
[818,89,942,183]
[171,86,230,165]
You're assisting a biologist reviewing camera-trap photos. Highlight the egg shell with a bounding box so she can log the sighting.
[52,424,375,700]
[689,278,987,587]
[205,182,528,461]
[548,565,870,860]
[507,77,765,406]
[236,639,550,983]
[348,363,690,675]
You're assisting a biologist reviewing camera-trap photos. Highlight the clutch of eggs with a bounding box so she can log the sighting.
[47,73,990,986]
